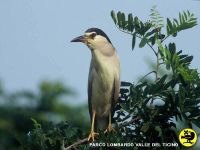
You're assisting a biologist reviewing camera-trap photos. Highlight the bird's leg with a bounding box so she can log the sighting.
[104,111,116,133]
[87,111,99,141]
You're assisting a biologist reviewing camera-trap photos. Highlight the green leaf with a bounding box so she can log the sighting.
[121,12,126,29]
[111,10,117,24]
[139,37,148,48]
[167,26,170,35]
[31,118,41,129]
[149,36,156,45]
[174,19,179,26]
[155,126,162,137]
[167,18,173,31]
[132,33,136,50]
[139,22,145,35]
[169,43,176,55]
[177,50,182,55]
[165,11,197,38]
[183,11,188,20]
[172,53,179,67]
[179,13,183,24]
[158,75,168,84]
[145,29,156,37]
[128,13,134,32]
[117,12,122,28]
[180,56,193,64]
[141,122,150,133]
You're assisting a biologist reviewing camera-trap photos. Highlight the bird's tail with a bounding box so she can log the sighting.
[95,116,108,131]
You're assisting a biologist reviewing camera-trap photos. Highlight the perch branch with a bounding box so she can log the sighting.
[63,138,88,150]
[63,117,140,150]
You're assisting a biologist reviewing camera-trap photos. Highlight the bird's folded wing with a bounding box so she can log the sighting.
[111,73,120,115]
[88,62,93,119]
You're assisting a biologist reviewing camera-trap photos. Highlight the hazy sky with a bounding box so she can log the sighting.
[0,0,200,104]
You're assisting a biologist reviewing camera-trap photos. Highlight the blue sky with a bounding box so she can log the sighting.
[0,0,200,104]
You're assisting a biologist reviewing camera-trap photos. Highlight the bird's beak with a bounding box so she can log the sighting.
[71,35,85,42]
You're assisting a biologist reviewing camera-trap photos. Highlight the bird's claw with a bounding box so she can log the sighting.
[87,131,99,141]
[104,124,116,133]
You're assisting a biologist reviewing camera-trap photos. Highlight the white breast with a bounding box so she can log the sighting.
[91,50,118,117]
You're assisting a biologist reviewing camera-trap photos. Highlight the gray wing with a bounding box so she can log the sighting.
[114,74,120,105]
[110,53,120,116]
[88,62,93,120]
[111,71,120,116]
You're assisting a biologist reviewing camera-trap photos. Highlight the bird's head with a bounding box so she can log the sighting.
[71,28,112,50]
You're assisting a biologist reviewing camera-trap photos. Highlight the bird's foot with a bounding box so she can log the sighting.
[104,124,116,133]
[87,131,99,141]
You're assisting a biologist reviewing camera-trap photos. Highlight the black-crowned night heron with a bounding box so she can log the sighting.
[71,28,120,141]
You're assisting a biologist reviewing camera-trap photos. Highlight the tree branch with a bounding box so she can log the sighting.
[135,34,157,56]
[147,43,157,56]
[161,35,170,43]
[156,52,159,80]
[63,116,140,150]
[63,138,88,150]
[137,71,157,84]
[118,116,140,128]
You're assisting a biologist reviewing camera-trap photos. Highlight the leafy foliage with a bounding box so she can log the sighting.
[111,6,200,150]
[166,11,197,37]
[111,8,197,50]
[23,120,85,150]
[150,5,164,29]
[0,80,89,150]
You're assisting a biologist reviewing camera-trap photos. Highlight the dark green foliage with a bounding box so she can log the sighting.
[115,72,200,145]
[23,120,85,150]
[132,33,136,50]
[0,80,89,150]
[111,8,197,50]
[110,6,199,150]
[166,11,197,37]
[25,120,131,150]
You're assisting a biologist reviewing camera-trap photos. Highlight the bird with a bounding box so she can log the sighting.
[71,28,120,141]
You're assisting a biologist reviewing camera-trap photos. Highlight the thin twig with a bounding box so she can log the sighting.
[137,71,157,84]
[148,44,157,56]
[161,35,170,43]
[64,138,88,150]
[155,51,159,81]
[118,116,140,128]
[135,34,157,56]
